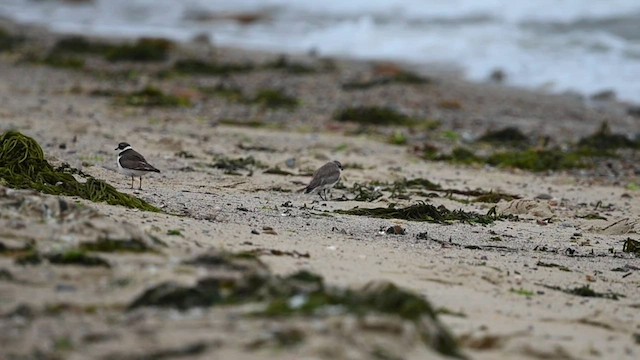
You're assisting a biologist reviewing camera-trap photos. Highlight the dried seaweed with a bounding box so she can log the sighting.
[334,106,419,126]
[0,131,160,211]
[623,238,640,255]
[335,202,506,224]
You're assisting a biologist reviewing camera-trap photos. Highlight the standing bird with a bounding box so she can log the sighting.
[114,142,160,190]
[304,160,343,201]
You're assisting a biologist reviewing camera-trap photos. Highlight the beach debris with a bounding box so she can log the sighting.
[385,225,406,235]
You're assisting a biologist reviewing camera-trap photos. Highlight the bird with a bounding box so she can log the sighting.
[304,160,343,201]
[114,142,160,190]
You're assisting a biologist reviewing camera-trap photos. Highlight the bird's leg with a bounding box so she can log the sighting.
[327,189,332,201]
[319,189,326,201]
[138,177,142,190]
[130,176,134,189]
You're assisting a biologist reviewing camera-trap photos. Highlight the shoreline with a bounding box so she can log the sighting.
[1,19,640,360]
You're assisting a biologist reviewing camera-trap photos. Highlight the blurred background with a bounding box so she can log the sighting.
[1,0,639,103]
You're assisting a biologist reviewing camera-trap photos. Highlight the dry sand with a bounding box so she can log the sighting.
[1,21,639,360]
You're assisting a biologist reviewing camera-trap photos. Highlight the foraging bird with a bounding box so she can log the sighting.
[304,160,343,201]
[114,142,160,190]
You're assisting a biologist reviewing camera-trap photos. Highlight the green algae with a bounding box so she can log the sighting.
[577,122,638,150]
[0,131,160,212]
[120,86,191,107]
[264,55,316,74]
[334,106,419,126]
[252,89,299,109]
[478,127,530,147]
[46,250,110,268]
[79,238,152,253]
[105,38,173,62]
[50,36,172,62]
[0,27,24,51]
[173,59,254,75]
[342,71,430,90]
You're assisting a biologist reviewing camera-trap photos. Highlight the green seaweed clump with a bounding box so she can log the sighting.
[120,86,191,107]
[105,38,173,62]
[0,131,160,212]
[41,54,85,69]
[173,59,254,75]
[486,148,588,172]
[342,71,430,90]
[348,182,385,202]
[334,106,418,126]
[79,238,151,253]
[50,36,114,55]
[46,250,110,268]
[0,27,24,51]
[578,122,638,150]
[478,127,530,147]
[264,55,316,74]
[252,89,299,109]
[335,201,505,224]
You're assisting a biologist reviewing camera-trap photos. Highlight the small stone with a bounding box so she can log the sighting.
[385,225,406,235]
[251,229,260,235]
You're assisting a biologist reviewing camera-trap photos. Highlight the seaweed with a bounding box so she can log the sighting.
[342,71,430,90]
[79,238,151,253]
[252,89,299,109]
[173,59,254,75]
[264,55,316,74]
[388,131,408,145]
[334,106,419,126]
[578,122,638,150]
[622,238,640,255]
[536,261,571,272]
[346,182,385,202]
[200,85,298,109]
[129,254,463,358]
[200,84,245,102]
[50,36,114,55]
[335,201,506,224]
[119,86,191,107]
[105,38,173,62]
[0,27,24,51]
[0,131,161,211]
[46,250,110,268]
[538,283,623,300]
[478,127,530,147]
[41,54,85,69]
[211,155,263,175]
[486,149,589,171]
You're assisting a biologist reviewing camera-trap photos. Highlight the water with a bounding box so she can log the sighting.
[2,0,639,103]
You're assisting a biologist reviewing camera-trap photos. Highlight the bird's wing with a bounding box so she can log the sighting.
[120,150,160,172]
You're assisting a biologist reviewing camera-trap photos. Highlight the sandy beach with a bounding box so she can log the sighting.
[1,20,639,360]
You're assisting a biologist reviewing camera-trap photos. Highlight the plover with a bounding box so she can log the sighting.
[115,142,160,190]
[304,160,343,201]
